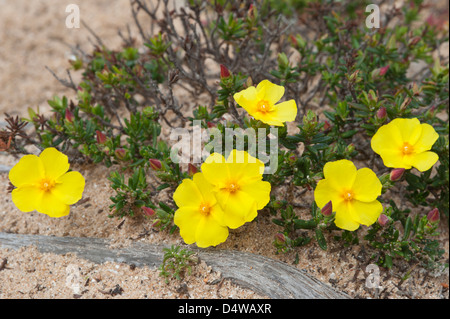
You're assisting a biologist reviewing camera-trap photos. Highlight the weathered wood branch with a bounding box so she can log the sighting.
[0,232,349,299]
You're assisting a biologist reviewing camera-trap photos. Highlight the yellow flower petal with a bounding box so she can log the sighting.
[225,150,265,183]
[371,122,403,155]
[174,207,203,245]
[239,180,271,210]
[215,189,257,228]
[334,200,361,231]
[195,213,229,248]
[173,178,204,208]
[252,113,284,126]
[352,168,382,202]
[413,123,439,153]
[378,149,411,169]
[39,147,70,179]
[8,154,45,187]
[391,118,422,145]
[201,153,230,188]
[233,86,258,114]
[11,186,42,212]
[409,151,439,172]
[271,100,297,123]
[323,159,357,191]
[37,191,70,217]
[192,173,217,206]
[348,199,383,227]
[52,171,85,205]
[314,179,343,209]
[256,80,285,105]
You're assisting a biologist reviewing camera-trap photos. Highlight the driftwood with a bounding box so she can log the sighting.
[0,232,349,299]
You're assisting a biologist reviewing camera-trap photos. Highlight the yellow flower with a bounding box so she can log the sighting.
[173,173,228,248]
[314,160,383,231]
[371,118,439,172]
[233,79,297,126]
[201,150,271,229]
[9,148,85,218]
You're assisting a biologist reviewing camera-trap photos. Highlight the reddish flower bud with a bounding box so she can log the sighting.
[427,208,440,223]
[220,64,231,79]
[289,34,298,46]
[142,206,156,217]
[114,148,126,160]
[376,107,387,120]
[149,158,162,170]
[379,65,390,76]
[188,163,198,176]
[274,233,286,244]
[408,36,421,47]
[390,168,405,181]
[248,3,255,19]
[65,109,74,123]
[378,214,389,227]
[96,130,107,144]
[323,120,331,131]
[321,201,333,216]
[271,200,283,209]
[206,121,216,128]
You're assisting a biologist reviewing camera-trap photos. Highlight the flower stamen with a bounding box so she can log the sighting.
[225,181,240,193]
[199,202,211,216]
[342,190,354,202]
[256,99,271,113]
[39,178,55,192]
[401,142,414,155]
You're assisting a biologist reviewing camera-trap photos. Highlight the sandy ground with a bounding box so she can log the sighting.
[0,0,449,299]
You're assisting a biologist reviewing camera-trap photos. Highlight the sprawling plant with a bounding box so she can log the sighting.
[3,0,448,272]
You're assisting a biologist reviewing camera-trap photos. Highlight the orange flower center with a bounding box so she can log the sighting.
[225,181,240,193]
[342,190,354,202]
[401,142,414,155]
[256,99,271,113]
[199,202,211,216]
[39,178,55,192]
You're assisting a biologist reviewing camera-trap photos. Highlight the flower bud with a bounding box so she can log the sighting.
[346,143,355,153]
[96,130,107,144]
[321,201,333,216]
[379,65,390,76]
[376,107,387,120]
[274,233,286,244]
[248,3,256,19]
[289,34,298,46]
[427,208,440,223]
[378,214,389,227]
[408,36,421,47]
[271,200,283,209]
[149,158,162,170]
[288,154,296,163]
[114,148,127,160]
[151,219,161,228]
[390,168,405,181]
[220,64,231,79]
[142,206,156,217]
[65,109,74,123]
[188,163,198,176]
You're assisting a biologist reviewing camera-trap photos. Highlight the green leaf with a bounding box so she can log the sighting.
[384,255,393,268]
[315,228,327,250]
[402,216,412,240]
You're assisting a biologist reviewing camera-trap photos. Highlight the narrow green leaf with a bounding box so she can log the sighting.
[315,228,327,250]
